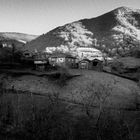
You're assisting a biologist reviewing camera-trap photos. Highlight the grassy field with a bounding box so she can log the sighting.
[1,69,140,109]
[0,69,140,140]
[0,91,139,140]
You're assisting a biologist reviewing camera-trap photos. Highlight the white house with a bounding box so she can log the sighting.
[76,47,103,61]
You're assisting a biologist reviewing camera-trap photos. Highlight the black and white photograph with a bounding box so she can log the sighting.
[0,0,140,139]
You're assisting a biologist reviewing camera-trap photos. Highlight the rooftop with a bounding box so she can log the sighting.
[50,52,75,58]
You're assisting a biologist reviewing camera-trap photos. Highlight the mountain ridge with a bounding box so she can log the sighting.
[0,32,38,43]
[25,6,140,59]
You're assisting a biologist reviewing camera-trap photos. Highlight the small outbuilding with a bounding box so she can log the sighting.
[34,59,48,71]
[79,58,103,71]
[91,59,103,71]
[78,59,92,69]
[33,52,50,71]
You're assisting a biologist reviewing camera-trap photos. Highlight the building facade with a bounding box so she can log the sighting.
[33,52,50,71]
[49,53,77,68]
[79,59,92,69]
[79,58,103,71]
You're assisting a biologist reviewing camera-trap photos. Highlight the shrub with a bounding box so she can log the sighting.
[53,67,72,87]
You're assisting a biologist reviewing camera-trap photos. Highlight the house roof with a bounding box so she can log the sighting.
[92,58,103,62]
[79,58,103,63]
[79,59,91,63]
[33,52,50,60]
[50,53,75,58]
[34,60,47,64]
[23,50,33,54]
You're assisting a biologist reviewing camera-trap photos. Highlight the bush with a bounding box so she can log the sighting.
[53,67,72,87]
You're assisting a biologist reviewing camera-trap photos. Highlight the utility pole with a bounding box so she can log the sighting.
[12,43,15,64]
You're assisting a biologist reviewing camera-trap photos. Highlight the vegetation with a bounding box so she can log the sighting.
[0,77,139,140]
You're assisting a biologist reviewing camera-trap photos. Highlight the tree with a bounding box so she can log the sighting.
[0,42,3,48]
[118,35,139,57]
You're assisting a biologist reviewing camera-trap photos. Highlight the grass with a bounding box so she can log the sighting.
[1,69,140,109]
[0,69,140,139]
[0,87,139,140]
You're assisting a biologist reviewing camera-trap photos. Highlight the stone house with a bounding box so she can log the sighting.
[79,58,103,71]
[49,53,77,68]
[33,52,50,71]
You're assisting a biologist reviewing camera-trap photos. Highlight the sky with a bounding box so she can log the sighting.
[0,0,140,35]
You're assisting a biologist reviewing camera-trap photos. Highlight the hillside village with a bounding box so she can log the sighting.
[1,6,140,76]
[22,47,104,70]
[0,6,140,140]
[0,38,140,83]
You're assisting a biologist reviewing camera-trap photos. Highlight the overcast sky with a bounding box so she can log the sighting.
[0,0,140,35]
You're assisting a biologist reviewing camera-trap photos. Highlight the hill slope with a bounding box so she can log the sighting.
[1,70,140,109]
[0,33,38,61]
[0,32,38,43]
[25,6,140,58]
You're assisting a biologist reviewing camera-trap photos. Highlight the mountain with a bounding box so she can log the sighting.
[25,6,140,59]
[0,33,38,62]
[0,32,38,43]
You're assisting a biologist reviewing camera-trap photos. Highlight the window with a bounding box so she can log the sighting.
[51,58,56,61]
[59,58,64,62]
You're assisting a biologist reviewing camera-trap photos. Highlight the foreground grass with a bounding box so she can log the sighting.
[1,69,140,109]
[0,69,140,140]
[0,89,139,140]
